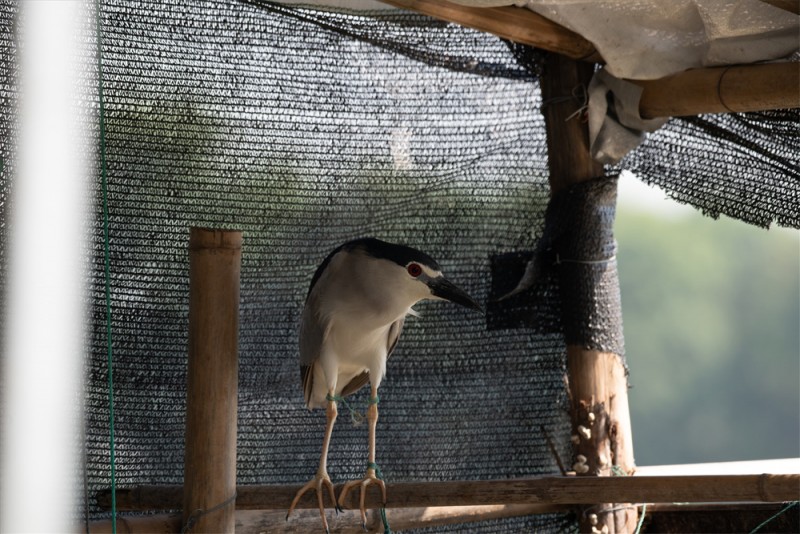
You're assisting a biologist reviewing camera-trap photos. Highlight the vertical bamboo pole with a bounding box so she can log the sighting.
[540,53,637,533]
[183,227,242,533]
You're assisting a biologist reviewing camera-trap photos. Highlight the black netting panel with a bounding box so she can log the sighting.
[1,1,797,532]
[487,177,624,357]
[619,109,800,229]
[81,1,570,532]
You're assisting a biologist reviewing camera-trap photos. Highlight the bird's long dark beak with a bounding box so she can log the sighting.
[428,276,482,312]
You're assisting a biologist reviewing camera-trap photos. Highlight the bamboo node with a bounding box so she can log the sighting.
[716,66,735,114]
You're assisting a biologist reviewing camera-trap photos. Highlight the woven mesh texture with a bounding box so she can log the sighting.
[618,110,800,229]
[83,1,571,532]
[0,0,797,532]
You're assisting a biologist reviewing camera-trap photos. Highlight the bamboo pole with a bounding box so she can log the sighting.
[540,54,603,190]
[183,228,242,533]
[80,500,800,534]
[377,0,599,61]
[636,62,800,118]
[96,474,800,512]
[540,52,637,533]
[83,505,566,534]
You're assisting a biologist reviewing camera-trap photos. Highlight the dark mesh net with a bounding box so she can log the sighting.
[619,110,800,229]
[83,1,570,532]
[0,0,797,532]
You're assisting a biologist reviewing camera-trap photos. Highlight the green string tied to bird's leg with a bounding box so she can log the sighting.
[326,393,374,426]
[367,461,391,534]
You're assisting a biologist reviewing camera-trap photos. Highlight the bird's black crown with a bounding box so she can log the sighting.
[350,237,441,271]
[307,237,441,299]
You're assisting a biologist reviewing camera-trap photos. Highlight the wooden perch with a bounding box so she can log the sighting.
[83,505,565,533]
[97,474,800,512]
[636,62,800,118]
[377,0,599,61]
[82,501,799,533]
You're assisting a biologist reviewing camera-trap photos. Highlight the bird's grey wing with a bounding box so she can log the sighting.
[386,316,405,359]
[299,292,328,406]
[339,316,405,398]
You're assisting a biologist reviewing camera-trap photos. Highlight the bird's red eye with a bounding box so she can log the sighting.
[407,263,422,277]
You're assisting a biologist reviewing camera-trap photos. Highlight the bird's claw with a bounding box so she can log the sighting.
[286,471,337,533]
[337,473,387,528]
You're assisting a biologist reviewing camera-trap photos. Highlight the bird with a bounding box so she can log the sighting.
[286,237,482,532]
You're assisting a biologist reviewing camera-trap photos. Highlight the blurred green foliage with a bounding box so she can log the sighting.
[615,209,799,465]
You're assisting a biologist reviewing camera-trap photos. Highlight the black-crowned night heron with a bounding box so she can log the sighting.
[287,237,481,532]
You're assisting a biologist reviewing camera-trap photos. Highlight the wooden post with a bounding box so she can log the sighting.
[540,52,637,533]
[183,228,242,533]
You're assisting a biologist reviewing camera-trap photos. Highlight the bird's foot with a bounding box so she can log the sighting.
[286,470,339,533]
[337,469,387,530]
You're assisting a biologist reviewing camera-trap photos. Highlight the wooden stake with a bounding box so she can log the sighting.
[97,474,800,512]
[183,228,242,533]
[540,54,601,190]
[540,52,637,533]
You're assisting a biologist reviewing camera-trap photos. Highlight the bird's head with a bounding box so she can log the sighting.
[351,238,482,312]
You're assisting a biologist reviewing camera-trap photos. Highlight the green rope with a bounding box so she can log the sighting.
[634,503,647,534]
[749,501,798,534]
[326,395,389,531]
[96,1,117,532]
[326,393,378,425]
[608,465,648,534]
[367,462,391,534]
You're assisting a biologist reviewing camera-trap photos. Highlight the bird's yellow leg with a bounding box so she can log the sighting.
[287,392,339,533]
[337,386,387,529]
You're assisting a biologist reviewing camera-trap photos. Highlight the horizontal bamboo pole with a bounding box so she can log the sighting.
[80,501,800,533]
[82,504,563,533]
[636,62,800,118]
[97,474,800,512]
[377,0,599,61]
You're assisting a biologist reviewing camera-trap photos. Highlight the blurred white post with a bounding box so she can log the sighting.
[1,1,89,532]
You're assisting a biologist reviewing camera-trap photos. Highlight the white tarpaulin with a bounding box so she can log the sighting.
[453,0,798,79]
